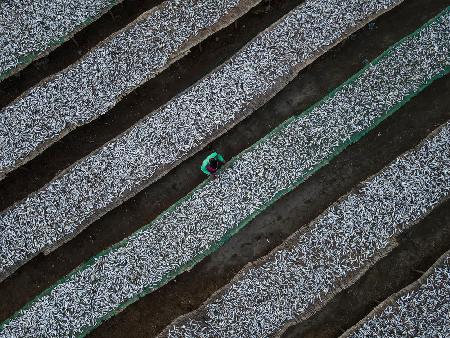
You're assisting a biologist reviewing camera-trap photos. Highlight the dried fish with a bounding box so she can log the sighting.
[0,0,416,281]
[1,6,449,337]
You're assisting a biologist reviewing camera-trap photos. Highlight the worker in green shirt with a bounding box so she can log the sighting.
[201,152,225,178]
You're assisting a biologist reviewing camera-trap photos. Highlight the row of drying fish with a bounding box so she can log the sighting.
[343,251,450,338]
[0,0,410,281]
[1,9,449,336]
[0,0,121,81]
[0,0,261,177]
[160,122,450,338]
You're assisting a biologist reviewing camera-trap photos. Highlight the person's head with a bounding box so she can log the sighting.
[209,157,218,169]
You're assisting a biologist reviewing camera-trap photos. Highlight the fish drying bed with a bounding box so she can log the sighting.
[1,8,449,336]
[0,0,414,281]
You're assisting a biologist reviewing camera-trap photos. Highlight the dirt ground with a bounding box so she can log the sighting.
[0,0,449,337]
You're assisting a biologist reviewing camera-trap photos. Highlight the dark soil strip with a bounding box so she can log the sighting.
[0,0,448,333]
[0,0,301,211]
[281,202,450,338]
[0,0,165,107]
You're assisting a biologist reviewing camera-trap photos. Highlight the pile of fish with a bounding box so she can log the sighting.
[161,122,450,337]
[1,9,449,336]
[0,0,260,176]
[0,0,121,80]
[343,252,450,337]
[0,0,411,281]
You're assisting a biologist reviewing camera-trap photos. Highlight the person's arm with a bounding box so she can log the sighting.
[206,165,217,173]
[216,153,225,163]
[201,164,211,175]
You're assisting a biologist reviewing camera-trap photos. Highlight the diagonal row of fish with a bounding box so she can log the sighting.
[159,121,450,337]
[341,251,450,338]
[0,0,262,178]
[1,7,449,337]
[0,0,123,82]
[0,0,407,282]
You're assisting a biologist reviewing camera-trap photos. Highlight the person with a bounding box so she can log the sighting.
[201,152,225,178]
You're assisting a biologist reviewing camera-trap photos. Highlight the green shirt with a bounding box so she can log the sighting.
[201,152,225,175]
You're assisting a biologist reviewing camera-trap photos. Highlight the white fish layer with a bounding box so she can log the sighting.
[0,0,120,79]
[0,0,409,280]
[161,122,450,338]
[0,0,260,176]
[343,252,450,338]
[1,9,449,337]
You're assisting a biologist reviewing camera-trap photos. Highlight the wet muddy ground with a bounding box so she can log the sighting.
[1,0,449,337]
